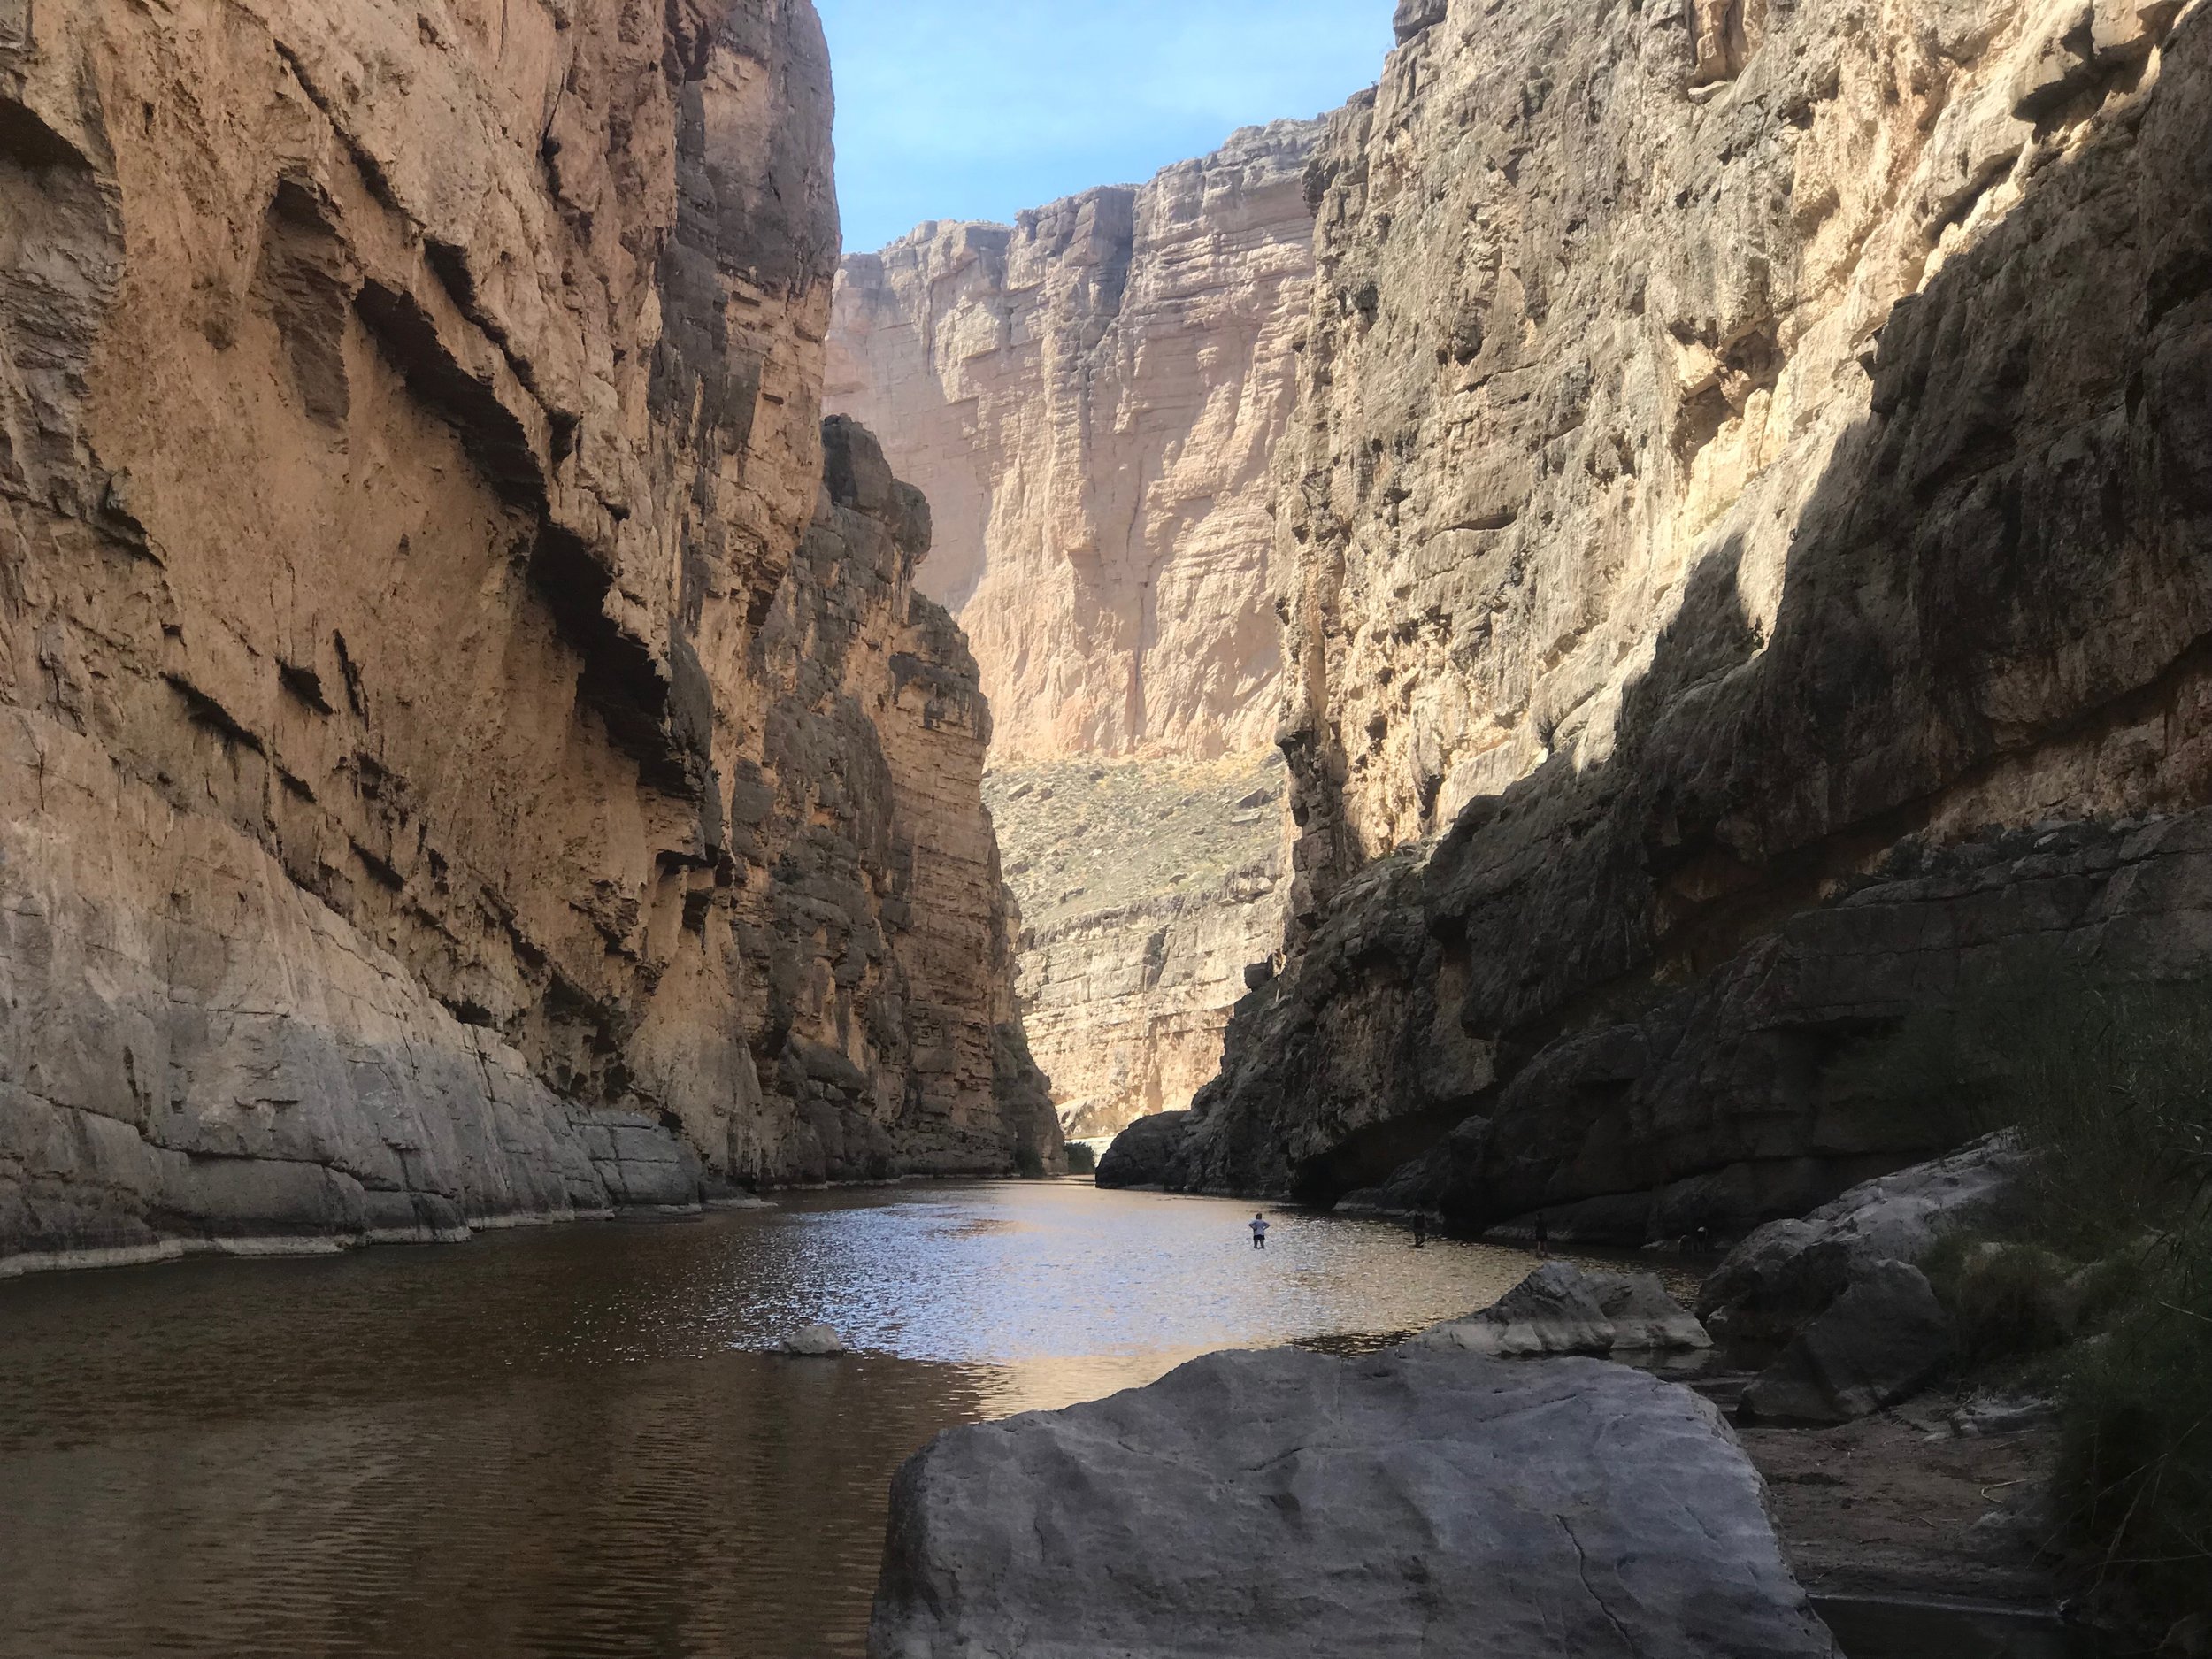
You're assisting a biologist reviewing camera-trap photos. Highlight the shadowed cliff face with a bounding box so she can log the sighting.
[1165,0,2212,1235]
[0,0,1057,1272]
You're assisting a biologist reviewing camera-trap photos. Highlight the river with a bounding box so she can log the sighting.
[0,1180,1592,1659]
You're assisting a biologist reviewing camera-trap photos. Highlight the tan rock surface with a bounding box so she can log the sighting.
[1151,0,2212,1227]
[829,120,1323,1143]
[826,119,1323,763]
[0,0,1056,1273]
[986,755,1286,1140]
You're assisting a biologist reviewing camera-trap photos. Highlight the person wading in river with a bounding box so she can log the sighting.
[1249,1212,1271,1251]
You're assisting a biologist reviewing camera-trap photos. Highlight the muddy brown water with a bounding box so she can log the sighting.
[0,1180,2079,1659]
[0,1182,1593,1659]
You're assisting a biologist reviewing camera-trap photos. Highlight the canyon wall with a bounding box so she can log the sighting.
[986,755,1286,1141]
[827,121,1322,1138]
[826,119,1319,764]
[0,0,1057,1275]
[1145,0,2212,1235]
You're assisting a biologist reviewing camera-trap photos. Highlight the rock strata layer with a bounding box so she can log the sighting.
[870,1345,1840,1659]
[826,120,1322,763]
[1142,0,2212,1238]
[830,127,1320,1141]
[987,755,1286,1140]
[0,0,1056,1273]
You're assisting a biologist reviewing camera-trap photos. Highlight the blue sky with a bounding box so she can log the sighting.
[818,1,1397,254]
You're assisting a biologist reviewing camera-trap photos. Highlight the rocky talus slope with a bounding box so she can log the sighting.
[985,755,1286,1139]
[826,120,1319,763]
[1147,0,2212,1233]
[0,0,1056,1274]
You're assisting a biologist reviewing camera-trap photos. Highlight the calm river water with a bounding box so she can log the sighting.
[0,1181,1592,1659]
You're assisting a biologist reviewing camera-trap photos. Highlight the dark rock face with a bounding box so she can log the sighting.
[1740,1260,1959,1426]
[870,1346,1839,1659]
[1168,0,2212,1237]
[1094,1110,1194,1187]
[1699,1134,2023,1353]
[1194,813,2212,1240]
[739,419,1065,1185]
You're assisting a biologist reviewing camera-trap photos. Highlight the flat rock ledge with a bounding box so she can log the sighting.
[870,1346,1839,1659]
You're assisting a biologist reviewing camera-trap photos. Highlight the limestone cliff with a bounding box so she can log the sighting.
[1157,0,2212,1235]
[0,0,1057,1274]
[826,119,1320,764]
[827,121,1320,1141]
[986,755,1286,1141]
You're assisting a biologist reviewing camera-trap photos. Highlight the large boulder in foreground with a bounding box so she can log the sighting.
[1699,1133,2022,1351]
[1094,1110,1194,1187]
[1409,1261,1712,1357]
[870,1347,1839,1658]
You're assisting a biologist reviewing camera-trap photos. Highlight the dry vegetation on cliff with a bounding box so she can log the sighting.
[986,754,1287,1138]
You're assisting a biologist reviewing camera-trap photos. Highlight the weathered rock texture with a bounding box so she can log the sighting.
[986,754,1286,1139]
[1739,1257,1958,1425]
[1701,1133,2024,1351]
[870,1345,1841,1659]
[1149,0,2212,1237]
[1092,1108,1193,1189]
[828,128,1321,1142]
[1409,1262,1712,1358]
[0,0,1056,1274]
[826,119,1321,764]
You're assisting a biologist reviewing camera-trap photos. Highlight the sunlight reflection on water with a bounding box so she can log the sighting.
[0,1180,1666,1659]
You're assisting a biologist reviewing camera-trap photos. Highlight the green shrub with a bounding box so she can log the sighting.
[1837,957,2212,1632]
[1929,1238,2080,1370]
[1065,1141,1098,1176]
[2056,1240,2212,1632]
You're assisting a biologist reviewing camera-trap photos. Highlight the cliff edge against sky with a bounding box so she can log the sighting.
[828,122,1322,1140]
[0,0,1057,1274]
[1160,0,2212,1237]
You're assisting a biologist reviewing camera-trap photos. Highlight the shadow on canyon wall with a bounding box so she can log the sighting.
[1176,19,2212,1241]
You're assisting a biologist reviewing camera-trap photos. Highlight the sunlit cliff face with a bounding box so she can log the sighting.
[826,119,1322,766]
[0,0,1062,1267]
[1275,0,2201,891]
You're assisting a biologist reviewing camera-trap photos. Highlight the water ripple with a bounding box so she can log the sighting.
[0,1182,1652,1659]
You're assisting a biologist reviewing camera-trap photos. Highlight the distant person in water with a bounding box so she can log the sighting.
[1411,1214,1428,1248]
[1533,1212,1551,1256]
[1249,1212,1270,1250]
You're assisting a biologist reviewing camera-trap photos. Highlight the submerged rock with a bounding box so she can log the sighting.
[1409,1262,1712,1357]
[870,1346,1838,1658]
[782,1325,847,1358]
[1094,1111,1194,1188]
[1740,1261,1957,1426]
